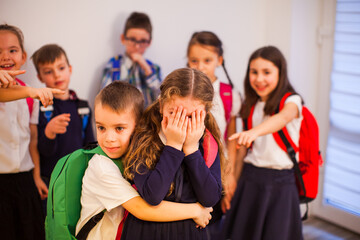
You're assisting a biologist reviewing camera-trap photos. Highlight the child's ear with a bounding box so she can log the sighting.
[37,73,44,83]
[120,34,126,45]
[21,51,27,66]
[218,56,224,67]
[69,65,73,74]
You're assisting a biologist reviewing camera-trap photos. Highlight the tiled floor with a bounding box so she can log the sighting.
[303,217,360,240]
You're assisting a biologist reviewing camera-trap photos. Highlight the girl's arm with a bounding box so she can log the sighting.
[29,123,48,200]
[134,106,188,205]
[122,197,212,227]
[223,116,237,203]
[229,101,299,148]
[182,150,222,207]
[0,85,63,107]
[134,146,185,205]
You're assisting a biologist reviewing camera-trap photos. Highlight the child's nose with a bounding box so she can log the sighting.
[198,62,205,71]
[105,131,116,142]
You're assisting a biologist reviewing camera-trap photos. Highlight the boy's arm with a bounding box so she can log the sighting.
[229,101,299,148]
[29,123,48,200]
[122,197,212,228]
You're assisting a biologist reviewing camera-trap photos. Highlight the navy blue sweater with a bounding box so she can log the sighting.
[37,91,95,178]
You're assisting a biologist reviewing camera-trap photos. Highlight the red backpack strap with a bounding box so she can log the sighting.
[16,78,34,117]
[272,92,299,153]
[202,129,218,168]
[219,82,232,123]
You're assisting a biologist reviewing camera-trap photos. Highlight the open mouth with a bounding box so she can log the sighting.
[0,64,15,70]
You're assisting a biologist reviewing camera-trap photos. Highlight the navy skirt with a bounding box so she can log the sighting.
[0,171,45,240]
[121,213,208,240]
[221,163,303,240]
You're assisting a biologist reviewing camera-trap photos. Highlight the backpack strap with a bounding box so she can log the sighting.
[242,104,255,148]
[219,82,232,123]
[16,79,34,117]
[111,55,122,80]
[75,211,104,240]
[76,100,91,139]
[273,92,308,220]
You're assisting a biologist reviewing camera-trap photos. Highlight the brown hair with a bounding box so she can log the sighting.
[95,81,144,123]
[240,46,299,118]
[31,44,70,74]
[124,68,227,188]
[123,12,152,39]
[187,31,234,88]
[0,24,25,53]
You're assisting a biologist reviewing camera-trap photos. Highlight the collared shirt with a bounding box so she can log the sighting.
[76,153,139,239]
[0,95,39,173]
[101,54,162,107]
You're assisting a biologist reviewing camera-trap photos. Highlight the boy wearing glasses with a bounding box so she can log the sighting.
[101,12,162,107]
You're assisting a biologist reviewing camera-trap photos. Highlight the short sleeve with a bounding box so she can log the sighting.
[84,154,139,211]
[285,95,302,117]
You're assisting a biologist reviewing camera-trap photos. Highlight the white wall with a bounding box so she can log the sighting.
[1,0,323,112]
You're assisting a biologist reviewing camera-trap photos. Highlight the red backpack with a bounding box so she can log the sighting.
[243,93,323,219]
[219,82,232,138]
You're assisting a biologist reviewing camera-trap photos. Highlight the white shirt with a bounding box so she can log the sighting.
[76,154,139,240]
[0,98,39,173]
[244,95,303,170]
[210,79,241,139]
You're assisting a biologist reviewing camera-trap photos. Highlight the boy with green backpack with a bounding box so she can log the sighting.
[46,81,213,239]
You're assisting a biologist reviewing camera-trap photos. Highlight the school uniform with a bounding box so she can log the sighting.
[76,154,139,240]
[37,90,95,179]
[0,94,44,239]
[221,95,304,240]
[121,132,222,240]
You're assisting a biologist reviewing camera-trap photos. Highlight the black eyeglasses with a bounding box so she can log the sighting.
[124,37,150,47]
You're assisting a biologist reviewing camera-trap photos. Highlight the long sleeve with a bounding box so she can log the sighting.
[183,150,222,207]
[134,146,184,206]
[37,111,57,157]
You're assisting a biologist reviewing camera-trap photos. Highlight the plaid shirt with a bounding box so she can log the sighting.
[101,54,162,107]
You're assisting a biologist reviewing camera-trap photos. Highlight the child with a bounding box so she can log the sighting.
[0,69,63,106]
[121,68,225,240]
[221,46,303,240]
[101,11,162,107]
[0,23,45,240]
[187,31,242,214]
[76,81,213,239]
[31,44,95,206]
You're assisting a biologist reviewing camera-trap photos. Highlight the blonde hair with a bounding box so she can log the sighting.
[124,68,227,189]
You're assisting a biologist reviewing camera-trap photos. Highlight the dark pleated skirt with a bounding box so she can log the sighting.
[0,171,45,240]
[121,213,208,240]
[221,163,303,240]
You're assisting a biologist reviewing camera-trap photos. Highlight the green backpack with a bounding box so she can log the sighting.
[45,145,124,240]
